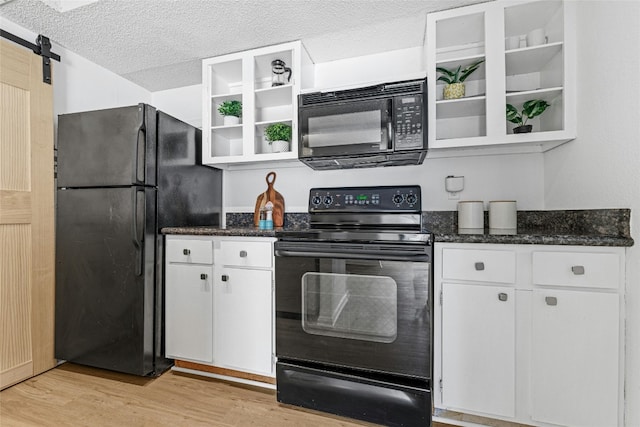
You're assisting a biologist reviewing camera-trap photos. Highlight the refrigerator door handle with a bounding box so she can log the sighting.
[131,187,144,276]
[134,106,146,185]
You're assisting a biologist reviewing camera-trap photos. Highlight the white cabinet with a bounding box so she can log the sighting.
[531,289,619,427]
[213,238,274,377]
[165,235,276,384]
[426,0,576,154]
[439,246,517,418]
[441,282,516,417]
[214,267,273,376]
[434,243,625,427]
[530,249,622,427]
[201,41,314,167]
[165,237,214,363]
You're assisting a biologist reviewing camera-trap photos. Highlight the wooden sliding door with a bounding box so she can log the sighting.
[0,38,56,389]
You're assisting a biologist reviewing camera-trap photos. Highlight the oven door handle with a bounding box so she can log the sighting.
[274,248,430,262]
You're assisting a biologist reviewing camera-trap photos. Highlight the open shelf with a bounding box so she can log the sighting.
[255,85,293,108]
[211,124,242,139]
[436,96,486,119]
[209,59,243,96]
[506,87,563,106]
[202,41,311,166]
[505,42,563,76]
[436,54,486,83]
[254,50,294,90]
[427,0,574,154]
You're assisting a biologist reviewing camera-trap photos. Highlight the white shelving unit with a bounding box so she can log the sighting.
[202,41,314,168]
[426,0,576,154]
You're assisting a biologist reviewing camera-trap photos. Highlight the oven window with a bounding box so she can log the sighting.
[307,110,382,148]
[301,271,397,343]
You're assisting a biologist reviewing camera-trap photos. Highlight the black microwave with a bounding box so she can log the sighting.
[298,78,427,170]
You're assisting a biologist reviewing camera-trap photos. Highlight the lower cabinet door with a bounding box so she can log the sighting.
[441,282,516,418]
[165,264,214,362]
[214,268,273,376]
[531,289,619,427]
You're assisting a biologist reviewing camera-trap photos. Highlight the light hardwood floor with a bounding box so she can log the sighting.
[1,363,443,427]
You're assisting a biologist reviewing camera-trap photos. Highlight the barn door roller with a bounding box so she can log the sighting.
[0,29,61,84]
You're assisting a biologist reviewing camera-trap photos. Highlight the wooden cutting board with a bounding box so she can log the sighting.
[253,171,285,227]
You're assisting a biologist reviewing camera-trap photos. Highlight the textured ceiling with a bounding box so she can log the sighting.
[0,0,487,91]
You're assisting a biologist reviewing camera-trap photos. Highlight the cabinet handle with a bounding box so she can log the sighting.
[498,293,508,302]
[221,274,229,282]
[571,265,585,275]
[183,249,191,255]
[200,273,207,280]
[474,262,485,271]
[239,250,248,258]
[545,296,558,306]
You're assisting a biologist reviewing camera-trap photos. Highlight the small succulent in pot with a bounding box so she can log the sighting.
[436,59,485,100]
[506,99,550,133]
[265,122,292,153]
[218,100,242,125]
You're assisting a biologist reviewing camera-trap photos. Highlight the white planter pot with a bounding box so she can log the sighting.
[261,138,272,154]
[223,115,240,126]
[271,140,290,153]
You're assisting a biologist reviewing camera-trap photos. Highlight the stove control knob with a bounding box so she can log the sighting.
[311,195,322,206]
[406,194,418,205]
[392,194,404,205]
[324,195,333,206]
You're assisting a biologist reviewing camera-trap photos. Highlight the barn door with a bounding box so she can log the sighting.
[0,38,56,389]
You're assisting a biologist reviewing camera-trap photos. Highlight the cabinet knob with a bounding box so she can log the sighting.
[545,296,558,306]
[571,265,585,275]
[239,250,248,258]
[183,249,191,255]
[200,273,207,280]
[474,262,485,271]
[498,293,508,302]
[221,274,229,282]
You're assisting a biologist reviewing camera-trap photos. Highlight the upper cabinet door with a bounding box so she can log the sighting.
[426,0,576,155]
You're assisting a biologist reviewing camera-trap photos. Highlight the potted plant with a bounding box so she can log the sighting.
[264,123,292,153]
[218,100,242,125]
[506,99,550,133]
[436,59,484,100]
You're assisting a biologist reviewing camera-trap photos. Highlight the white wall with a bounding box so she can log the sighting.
[0,17,151,120]
[154,47,545,214]
[543,1,640,425]
[219,156,543,213]
[312,46,426,90]
[152,84,202,127]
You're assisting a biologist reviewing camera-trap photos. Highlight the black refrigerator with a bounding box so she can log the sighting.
[55,103,222,376]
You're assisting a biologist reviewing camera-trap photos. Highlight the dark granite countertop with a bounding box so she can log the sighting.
[162,209,634,247]
[162,226,279,237]
[432,230,633,246]
[426,209,633,247]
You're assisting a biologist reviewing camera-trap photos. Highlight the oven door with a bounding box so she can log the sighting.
[274,240,431,379]
[298,98,393,159]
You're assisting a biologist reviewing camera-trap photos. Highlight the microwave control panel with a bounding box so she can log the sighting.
[393,94,424,150]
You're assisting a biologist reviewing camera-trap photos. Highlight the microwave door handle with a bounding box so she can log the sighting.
[385,99,393,150]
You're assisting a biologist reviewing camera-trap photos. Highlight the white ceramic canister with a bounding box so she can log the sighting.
[489,200,517,231]
[527,28,547,47]
[458,201,484,233]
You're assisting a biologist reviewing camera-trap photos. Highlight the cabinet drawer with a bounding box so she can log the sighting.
[220,240,272,268]
[442,248,516,284]
[532,251,620,289]
[166,239,213,264]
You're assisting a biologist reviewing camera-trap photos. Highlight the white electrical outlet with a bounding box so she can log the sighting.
[445,175,464,200]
